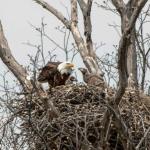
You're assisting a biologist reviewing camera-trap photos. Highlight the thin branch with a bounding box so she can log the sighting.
[136,127,150,150]
[33,0,71,29]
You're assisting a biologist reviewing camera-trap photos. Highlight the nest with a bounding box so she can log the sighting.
[15,84,150,150]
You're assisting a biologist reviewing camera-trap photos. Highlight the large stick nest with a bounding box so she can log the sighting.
[14,84,150,150]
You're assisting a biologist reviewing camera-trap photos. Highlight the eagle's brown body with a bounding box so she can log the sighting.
[38,62,74,87]
[79,68,104,87]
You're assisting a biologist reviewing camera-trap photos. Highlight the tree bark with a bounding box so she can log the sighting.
[121,2,138,86]
[112,0,148,88]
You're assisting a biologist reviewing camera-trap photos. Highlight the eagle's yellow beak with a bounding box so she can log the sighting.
[66,63,74,68]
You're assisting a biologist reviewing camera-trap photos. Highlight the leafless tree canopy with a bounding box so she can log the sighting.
[0,0,150,150]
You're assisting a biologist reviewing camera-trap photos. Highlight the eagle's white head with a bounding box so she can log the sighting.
[57,61,74,75]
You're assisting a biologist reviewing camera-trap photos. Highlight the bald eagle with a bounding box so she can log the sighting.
[38,61,74,87]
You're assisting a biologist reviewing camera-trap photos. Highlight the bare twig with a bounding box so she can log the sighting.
[136,127,150,150]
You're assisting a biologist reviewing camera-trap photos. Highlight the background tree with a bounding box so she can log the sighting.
[136,5,150,91]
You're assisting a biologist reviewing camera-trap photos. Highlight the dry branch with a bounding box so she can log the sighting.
[78,0,94,56]
[111,0,125,15]
[71,0,78,26]
[136,126,150,150]
[0,21,32,92]
[33,0,71,29]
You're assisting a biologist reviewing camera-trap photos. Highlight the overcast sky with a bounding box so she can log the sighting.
[0,0,120,83]
[0,0,120,59]
[0,0,149,89]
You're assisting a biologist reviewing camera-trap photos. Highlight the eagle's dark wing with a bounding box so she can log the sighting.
[46,61,61,68]
[37,61,61,83]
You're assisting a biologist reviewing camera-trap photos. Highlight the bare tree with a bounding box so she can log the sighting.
[136,5,150,91]
[98,0,149,89]
[99,0,148,149]
[111,0,148,91]
[0,0,150,149]
[99,0,147,103]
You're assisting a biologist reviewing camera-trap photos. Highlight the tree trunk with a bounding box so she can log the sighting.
[121,5,138,87]
[126,29,138,86]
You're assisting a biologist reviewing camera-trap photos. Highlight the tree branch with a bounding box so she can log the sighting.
[75,0,103,75]
[127,0,138,9]
[105,103,135,149]
[136,126,150,150]
[71,0,78,27]
[78,0,94,56]
[128,0,148,32]
[33,0,71,29]
[77,0,87,15]
[0,21,32,92]
[111,0,125,16]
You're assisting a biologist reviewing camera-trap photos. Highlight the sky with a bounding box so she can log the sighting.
[0,0,119,63]
[0,0,120,85]
[0,0,149,89]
